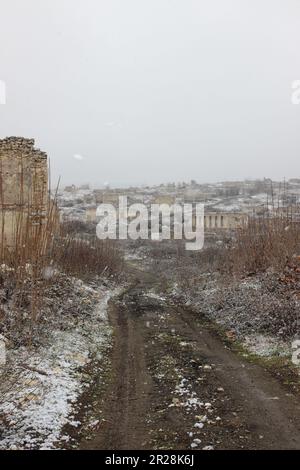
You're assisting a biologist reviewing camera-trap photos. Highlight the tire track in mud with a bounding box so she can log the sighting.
[81,287,152,450]
[80,267,300,450]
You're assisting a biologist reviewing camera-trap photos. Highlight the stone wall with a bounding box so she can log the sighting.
[0,137,48,248]
[202,212,248,230]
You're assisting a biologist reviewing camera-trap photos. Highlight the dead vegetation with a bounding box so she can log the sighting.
[139,207,300,345]
[57,221,123,278]
[0,184,122,349]
[192,208,300,341]
[226,214,300,275]
[0,176,123,445]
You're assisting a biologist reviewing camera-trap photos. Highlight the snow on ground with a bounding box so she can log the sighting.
[243,334,290,357]
[168,273,297,362]
[169,370,216,450]
[210,203,243,212]
[0,284,122,450]
[124,250,145,261]
[144,292,167,302]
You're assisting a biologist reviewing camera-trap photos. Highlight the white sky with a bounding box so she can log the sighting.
[0,0,300,187]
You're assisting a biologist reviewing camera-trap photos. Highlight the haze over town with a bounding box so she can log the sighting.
[1,0,300,187]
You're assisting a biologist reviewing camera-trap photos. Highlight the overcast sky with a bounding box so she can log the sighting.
[0,0,300,187]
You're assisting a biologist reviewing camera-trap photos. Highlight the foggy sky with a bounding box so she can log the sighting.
[0,0,300,187]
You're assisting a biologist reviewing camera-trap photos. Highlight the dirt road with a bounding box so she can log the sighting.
[80,264,300,450]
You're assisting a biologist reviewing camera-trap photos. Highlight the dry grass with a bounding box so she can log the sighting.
[53,233,123,278]
[0,178,122,346]
[225,212,300,275]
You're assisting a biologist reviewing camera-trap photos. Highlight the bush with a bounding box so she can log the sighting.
[53,236,123,278]
[226,216,300,275]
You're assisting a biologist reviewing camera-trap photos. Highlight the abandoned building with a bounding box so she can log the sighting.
[86,201,248,233]
[201,211,248,230]
[0,137,49,248]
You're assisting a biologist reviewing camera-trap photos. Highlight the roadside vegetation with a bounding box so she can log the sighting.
[226,212,300,275]
[0,188,123,449]
[138,203,300,361]
[0,191,122,346]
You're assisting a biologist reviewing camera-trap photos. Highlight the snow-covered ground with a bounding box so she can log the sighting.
[0,283,122,450]
[168,274,298,361]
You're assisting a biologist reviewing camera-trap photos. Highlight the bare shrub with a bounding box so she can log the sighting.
[60,220,96,236]
[52,236,123,278]
[225,214,300,275]
[0,184,60,346]
[0,174,123,347]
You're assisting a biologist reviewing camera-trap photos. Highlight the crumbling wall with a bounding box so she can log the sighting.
[192,211,248,231]
[203,212,249,230]
[0,137,48,248]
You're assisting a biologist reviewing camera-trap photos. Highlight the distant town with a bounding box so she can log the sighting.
[58,178,300,231]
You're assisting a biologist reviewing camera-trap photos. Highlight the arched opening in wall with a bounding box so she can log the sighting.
[221,215,224,228]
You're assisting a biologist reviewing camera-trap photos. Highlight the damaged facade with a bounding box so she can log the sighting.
[202,211,248,230]
[0,137,49,248]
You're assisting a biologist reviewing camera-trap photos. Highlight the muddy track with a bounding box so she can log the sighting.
[80,266,300,450]
[87,296,152,450]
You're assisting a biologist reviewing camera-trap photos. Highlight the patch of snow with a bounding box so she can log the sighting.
[144,292,166,302]
[243,334,290,357]
[171,374,217,449]
[0,284,122,450]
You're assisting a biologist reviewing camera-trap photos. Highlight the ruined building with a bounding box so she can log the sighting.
[201,211,248,231]
[0,137,49,249]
